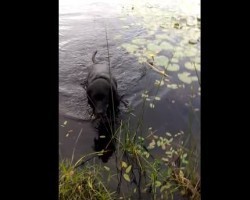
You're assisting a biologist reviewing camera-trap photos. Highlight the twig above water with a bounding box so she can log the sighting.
[145,61,170,79]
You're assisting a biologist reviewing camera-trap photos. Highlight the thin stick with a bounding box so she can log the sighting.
[145,61,170,78]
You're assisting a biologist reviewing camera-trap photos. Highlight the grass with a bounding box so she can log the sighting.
[59,158,116,200]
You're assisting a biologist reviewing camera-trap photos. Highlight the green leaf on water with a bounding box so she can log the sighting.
[160,41,174,51]
[155,181,162,187]
[149,103,155,108]
[104,166,110,171]
[154,55,169,67]
[173,51,184,58]
[184,62,195,70]
[147,30,155,35]
[171,58,179,63]
[132,38,147,45]
[148,139,156,149]
[99,135,106,138]
[121,43,138,53]
[155,80,164,86]
[138,56,147,64]
[147,43,162,53]
[125,165,132,173]
[121,161,128,168]
[194,63,200,71]
[155,96,161,101]
[155,34,169,40]
[191,76,198,81]
[167,63,179,71]
[144,51,156,59]
[184,48,197,57]
[162,157,169,162]
[166,132,172,137]
[178,72,198,84]
[191,57,200,64]
[160,183,171,192]
[123,173,131,182]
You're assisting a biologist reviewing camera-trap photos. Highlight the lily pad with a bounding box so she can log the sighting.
[194,63,200,71]
[184,62,195,70]
[175,46,184,52]
[132,38,147,45]
[121,43,138,53]
[154,55,169,67]
[155,34,169,40]
[191,57,200,64]
[138,56,147,63]
[147,30,155,35]
[160,41,174,51]
[186,17,197,26]
[167,63,180,71]
[178,72,199,84]
[144,51,155,59]
[173,51,184,58]
[147,43,162,53]
[171,58,179,63]
[184,48,197,57]
[155,80,164,86]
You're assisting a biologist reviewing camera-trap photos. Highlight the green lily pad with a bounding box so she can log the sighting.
[147,43,162,53]
[184,48,197,57]
[138,56,147,63]
[155,34,169,40]
[194,63,200,71]
[167,63,180,71]
[132,38,147,45]
[144,51,155,59]
[175,46,184,52]
[160,41,174,51]
[154,55,169,67]
[184,62,195,70]
[178,72,199,84]
[171,58,179,63]
[121,43,139,53]
[147,30,155,35]
[173,51,184,58]
[191,57,200,64]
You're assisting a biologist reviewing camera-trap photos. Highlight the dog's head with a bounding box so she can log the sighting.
[87,78,119,118]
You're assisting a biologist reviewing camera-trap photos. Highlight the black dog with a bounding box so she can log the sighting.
[85,50,120,118]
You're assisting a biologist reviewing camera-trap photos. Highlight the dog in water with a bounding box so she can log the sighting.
[85,50,120,118]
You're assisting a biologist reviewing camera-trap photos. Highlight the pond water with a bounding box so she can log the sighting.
[59,0,200,198]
